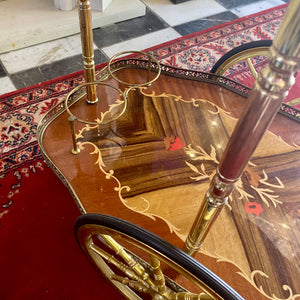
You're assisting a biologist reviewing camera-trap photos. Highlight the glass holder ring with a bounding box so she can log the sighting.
[107,50,162,87]
[64,81,128,126]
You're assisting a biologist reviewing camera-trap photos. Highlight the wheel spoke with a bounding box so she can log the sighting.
[100,234,155,288]
[89,242,142,282]
[111,274,151,294]
[150,255,167,293]
[172,292,213,300]
[246,58,258,79]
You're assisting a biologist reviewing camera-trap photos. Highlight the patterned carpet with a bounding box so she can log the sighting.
[0,3,298,299]
[147,5,283,72]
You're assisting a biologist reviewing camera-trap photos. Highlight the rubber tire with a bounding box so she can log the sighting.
[74,213,244,300]
[210,40,272,74]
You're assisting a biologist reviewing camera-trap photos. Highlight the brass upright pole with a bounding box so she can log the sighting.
[185,0,300,255]
[78,0,98,104]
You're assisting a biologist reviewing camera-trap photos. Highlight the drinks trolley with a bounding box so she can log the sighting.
[37,1,300,299]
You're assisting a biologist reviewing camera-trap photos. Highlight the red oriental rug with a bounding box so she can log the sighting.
[0,3,298,299]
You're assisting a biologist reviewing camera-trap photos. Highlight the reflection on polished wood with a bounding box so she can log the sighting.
[38,62,300,299]
[186,0,300,258]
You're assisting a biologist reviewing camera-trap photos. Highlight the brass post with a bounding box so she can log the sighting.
[147,51,153,83]
[185,171,236,255]
[185,0,300,255]
[68,116,80,154]
[78,0,98,104]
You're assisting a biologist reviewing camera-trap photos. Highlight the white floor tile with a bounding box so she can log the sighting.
[142,0,226,26]
[0,35,85,74]
[0,0,145,53]
[102,28,181,58]
[0,77,16,96]
[231,0,285,18]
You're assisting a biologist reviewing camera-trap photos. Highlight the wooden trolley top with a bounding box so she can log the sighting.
[37,60,300,300]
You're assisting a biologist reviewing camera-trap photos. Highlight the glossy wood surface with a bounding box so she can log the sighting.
[39,63,300,299]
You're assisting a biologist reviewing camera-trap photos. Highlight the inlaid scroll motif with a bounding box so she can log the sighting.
[200,248,300,300]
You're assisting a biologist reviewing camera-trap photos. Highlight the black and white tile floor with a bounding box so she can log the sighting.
[0,0,289,96]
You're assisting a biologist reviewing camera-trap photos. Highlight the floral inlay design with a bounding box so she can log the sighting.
[184,144,285,210]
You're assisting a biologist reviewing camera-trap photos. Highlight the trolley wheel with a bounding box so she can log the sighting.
[210,40,272,78]
[74,213,243,300]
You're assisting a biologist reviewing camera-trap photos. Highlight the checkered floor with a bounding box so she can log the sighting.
[0,0,288,96]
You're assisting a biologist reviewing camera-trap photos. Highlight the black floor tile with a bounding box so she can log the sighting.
[0,62,7,78]
[174,11,238,36]
[10,68,47,90]
[40,50,107,81]
[94,49,109,65]
[10,50,107,89]
[39,54,86,81]
[171,0,192,3]
[93,8,169,48]
[216,0,261,9]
